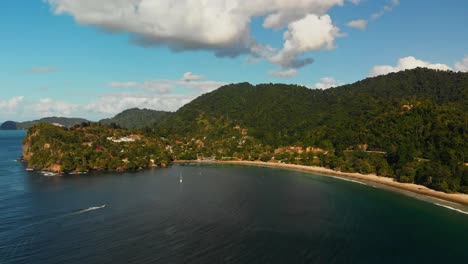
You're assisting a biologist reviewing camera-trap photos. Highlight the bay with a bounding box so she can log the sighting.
[0,131,467,263]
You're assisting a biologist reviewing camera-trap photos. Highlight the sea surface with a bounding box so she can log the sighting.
[0,130,467,263]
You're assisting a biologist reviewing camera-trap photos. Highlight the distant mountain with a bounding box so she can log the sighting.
[16,117,90,129]
[0,121,18,130]
[99,108,173,129]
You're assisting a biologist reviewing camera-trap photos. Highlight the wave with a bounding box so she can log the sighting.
[71,205,107,215]
[435,203,468,215]
[329,176,368,186]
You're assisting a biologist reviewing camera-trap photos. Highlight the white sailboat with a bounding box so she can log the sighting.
[179,173,183,183]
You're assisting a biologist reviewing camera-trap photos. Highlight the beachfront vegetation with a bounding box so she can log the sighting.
[22,68,468,193]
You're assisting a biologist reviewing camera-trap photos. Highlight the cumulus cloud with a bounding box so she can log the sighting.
[455,56,468,72]
[1,70,227,120]
[47,0,349,75]
[369,56,453,77]
[270,69,298,78]
[269,14,341,76]
[27,98,79,117]
[90,72,227,116]
[29,67,57,74]
[47,0,345,53]
[182,72,204,81]
[108,72,226,94]
[1,94,196,121]
[0,96,25,113]
[314,77,342,89]
[84,92,196,116]
[347,19,367,29]
[260,0,344,30]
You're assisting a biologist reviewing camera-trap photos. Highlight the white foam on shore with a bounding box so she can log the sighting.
[329,176,368,186]
[68,171,87,175]
[41,171,58,177]
[435,203,468,215]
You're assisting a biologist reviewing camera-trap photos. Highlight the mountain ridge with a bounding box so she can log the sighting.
[21,68,468,193]
[99,108,173,129]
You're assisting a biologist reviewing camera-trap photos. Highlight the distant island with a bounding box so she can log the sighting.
[0,121,18,130]
[1,109,173,131]
[1,117,90,130]
[21,68,468,195]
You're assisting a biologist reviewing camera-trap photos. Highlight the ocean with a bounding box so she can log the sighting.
[0,130,467,263]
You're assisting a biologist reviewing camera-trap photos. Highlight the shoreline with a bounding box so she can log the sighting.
[174,160,468,207]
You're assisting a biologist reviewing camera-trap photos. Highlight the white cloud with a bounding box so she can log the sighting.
[178,80,227,93]
[47,0,345,52]
[369,56,453,77]
[84,92,196,116]
[371,0,399,20]
[455,56,468,72]
[47,1,348,75]
[347,19,367,29]
[2,93,197,121]
[1,70,228,120]
[182,72,204,81]
[270,69,298,78]
[260,0,344,30]
[108,72,226,94]
[0,96,25,113]
[30,67,57,74]
[314,77,342,89]
[270,14,342,69]
[27,98,79,117]
[90,72,227,116]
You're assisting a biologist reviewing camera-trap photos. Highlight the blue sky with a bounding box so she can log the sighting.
[0,0,467,121]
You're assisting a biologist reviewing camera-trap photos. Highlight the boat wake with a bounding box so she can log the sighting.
[434,203,468,215]
[71,205,107,215]
[13,205,108,231]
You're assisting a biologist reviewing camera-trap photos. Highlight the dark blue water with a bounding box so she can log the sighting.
[1,131,467,263]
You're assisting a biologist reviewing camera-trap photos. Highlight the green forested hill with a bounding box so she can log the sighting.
[154,68,467,192]
[159,68,467,148]
[23,68,468,193]
[99,108,173,129]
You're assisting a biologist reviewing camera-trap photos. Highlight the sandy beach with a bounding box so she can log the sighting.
[174,160,468,207]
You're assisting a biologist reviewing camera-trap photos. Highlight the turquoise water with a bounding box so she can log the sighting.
[0,131,467,263]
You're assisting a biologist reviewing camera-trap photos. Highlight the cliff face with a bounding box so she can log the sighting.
[21,131,34,161]
[21,128,63,172]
